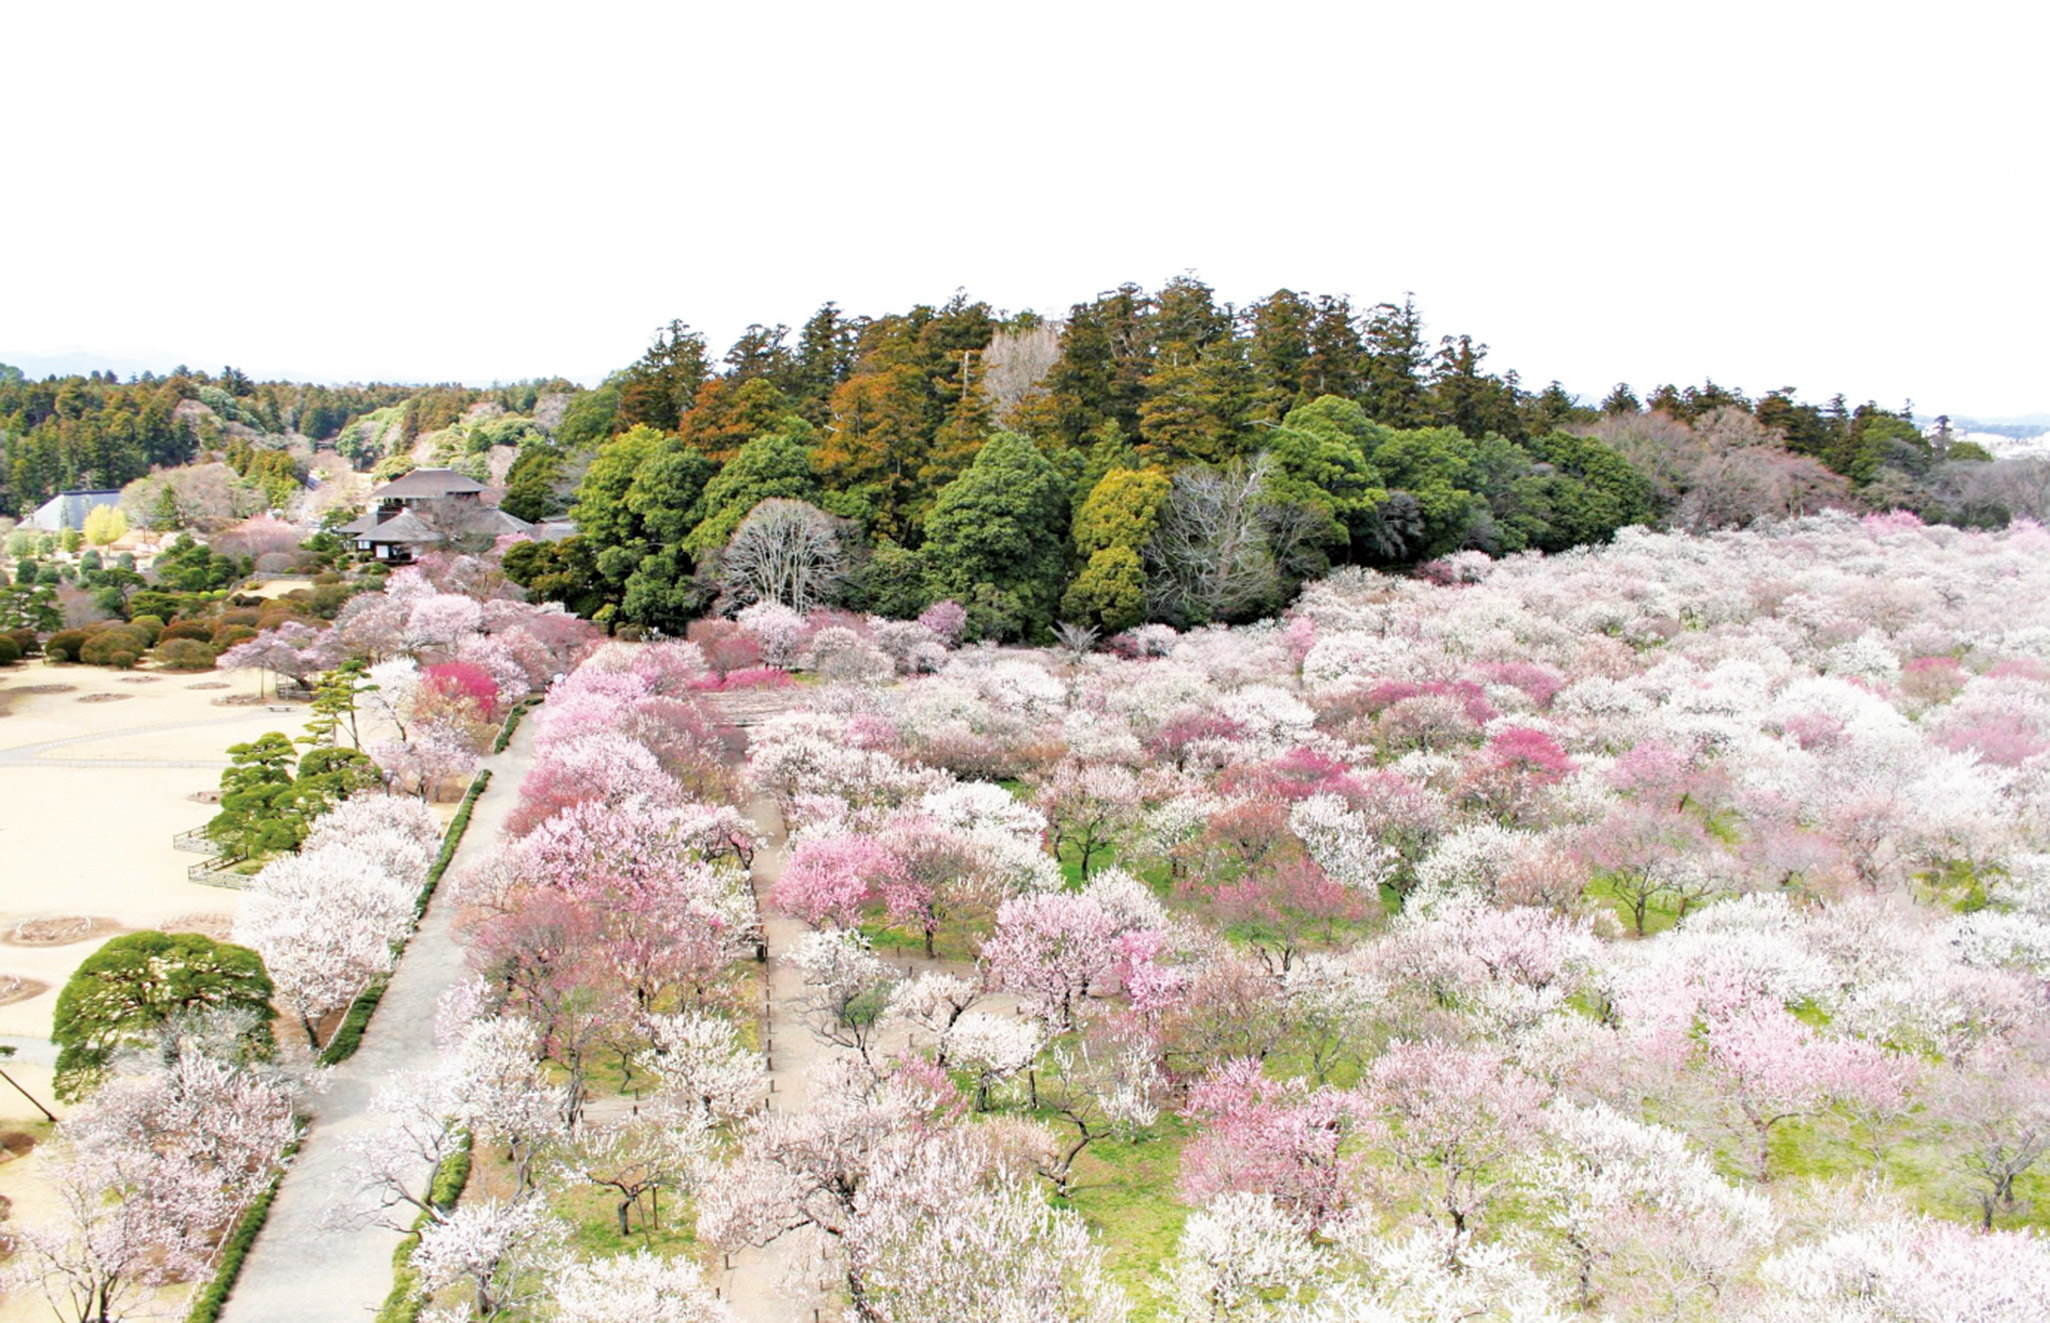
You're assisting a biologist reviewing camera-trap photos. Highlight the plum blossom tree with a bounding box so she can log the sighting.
[1937,1042,2050,1228]
[559,1118,714,1240]
[1364,1040,1548,1247]
[984,892,1122,1030]
[409,1198,567,1322]
[789,930,900,1064]
[772,835,907,929]
[1528,1101,1777,1314]
[844,1129,1130,1323]
[1681,1001,1893,1183]
[1157,1192,1322,1323]
[1036,1036,1166,1196]
[552,1250,732,1323]
[1037,760,1144,879]
[1755,1216,2050,1321]
[9,1057,297,1323]
[234,845,419,1046]
[696,1059,930,1319]
[637,1010,763,1124]
[1179,1058,1360,1228]
[371,716,479,800]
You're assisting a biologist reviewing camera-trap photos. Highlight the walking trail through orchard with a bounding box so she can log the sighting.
[221,687,970,1320]
[218,720,537,1323]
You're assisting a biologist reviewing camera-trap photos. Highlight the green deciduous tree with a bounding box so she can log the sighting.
[685,423,822,555]
[51,931,276,1101]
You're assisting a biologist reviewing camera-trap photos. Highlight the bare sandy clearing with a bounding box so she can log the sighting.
[0,666,306,1045]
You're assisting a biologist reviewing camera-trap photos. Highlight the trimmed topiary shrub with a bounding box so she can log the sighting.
[80,627,150,668]
[44,629,89,662]
[154,639,217,671]
[0,637,20,666]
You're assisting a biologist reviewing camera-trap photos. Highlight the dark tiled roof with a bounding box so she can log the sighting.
[370,467,485,499]
[356,511,437,544]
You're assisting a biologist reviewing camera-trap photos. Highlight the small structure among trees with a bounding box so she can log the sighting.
[338,468,533,562]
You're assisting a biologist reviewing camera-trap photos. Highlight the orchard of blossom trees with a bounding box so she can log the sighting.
[74,511,2050,1321]
[218,554,602,800]
[700,511,2050,1320]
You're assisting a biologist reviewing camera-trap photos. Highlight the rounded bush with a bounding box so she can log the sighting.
[44,630,89,663]
[0,637,21,665]
[161,621,213,643]
[153,639,217,671]
[80,628,150,667]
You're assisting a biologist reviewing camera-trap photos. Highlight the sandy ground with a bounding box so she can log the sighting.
[0,660,317,1320]
[0,664,307,1050]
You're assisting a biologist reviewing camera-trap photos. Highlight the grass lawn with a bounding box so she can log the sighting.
[1059,1122,1191,1320]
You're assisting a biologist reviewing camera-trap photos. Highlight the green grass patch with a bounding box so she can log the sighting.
[554,1179,701,1259]
[1060,1123,1191,1321]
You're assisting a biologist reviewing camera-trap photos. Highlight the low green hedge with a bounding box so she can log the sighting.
[185,1128,305,1323]
[317,978,388,1068]
[491,695,541,754]
[371,1137,473,1323]
[417,770,490,920]
[318,770,490,1068]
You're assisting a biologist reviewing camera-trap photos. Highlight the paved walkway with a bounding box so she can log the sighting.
[218,721,536,1323]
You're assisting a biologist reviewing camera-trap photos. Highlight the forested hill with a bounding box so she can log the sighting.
[6,277,2033,642]
[0,366,575,517]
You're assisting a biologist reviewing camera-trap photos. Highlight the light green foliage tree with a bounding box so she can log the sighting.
[685,422,822,554]
[51,931,276,1101]
[922,432,1070,641]
[82,504,127,547]
[1266,396,1393,557]
[1064,467,1170,632]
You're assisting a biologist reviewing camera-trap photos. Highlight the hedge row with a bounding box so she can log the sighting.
[184,1128,305,1323]
[371,1138,473,1323]
[317,769,491,1068]
[491,695,541,754]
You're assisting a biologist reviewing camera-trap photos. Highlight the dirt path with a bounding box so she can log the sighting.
[712,787,994,1322]
[716,792,843,1321]
[217,722,536,1323]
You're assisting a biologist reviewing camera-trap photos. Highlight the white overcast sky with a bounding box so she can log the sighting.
[5,1,2045,418]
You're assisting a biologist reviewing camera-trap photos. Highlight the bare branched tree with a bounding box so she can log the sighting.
[980,323,1063,428]
[720,498,844,612]
[1145,457,1291,625]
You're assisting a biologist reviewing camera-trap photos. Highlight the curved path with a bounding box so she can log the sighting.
[217,721,536,1323]
[0,713,259,769]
